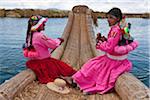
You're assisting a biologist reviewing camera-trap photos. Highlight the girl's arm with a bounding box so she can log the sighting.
[96,29,121,53]
[41,34,61,49]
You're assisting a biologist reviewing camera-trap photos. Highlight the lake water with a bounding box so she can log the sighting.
[0,18,149,87]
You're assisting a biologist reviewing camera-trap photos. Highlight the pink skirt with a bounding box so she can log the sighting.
[72,55,132,94]
[26,57,76,84]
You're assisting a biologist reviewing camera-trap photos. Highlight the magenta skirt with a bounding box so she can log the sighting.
[72,55,132,94]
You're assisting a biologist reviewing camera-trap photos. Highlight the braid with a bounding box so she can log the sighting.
[30,32,33,47]
[26,19,35,50]
[25,15,44,50]
[26,20,32,46]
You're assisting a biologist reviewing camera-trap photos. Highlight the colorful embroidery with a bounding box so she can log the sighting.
[111,31,117,37]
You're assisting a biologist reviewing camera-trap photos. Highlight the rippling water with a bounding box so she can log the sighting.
[0,18,149,87]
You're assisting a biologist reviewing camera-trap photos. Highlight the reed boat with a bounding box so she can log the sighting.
[0,5,149,100]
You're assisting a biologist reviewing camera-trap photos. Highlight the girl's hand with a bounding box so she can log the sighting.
[96,33,102,42]
[96,33,107,43]
[101,36,107,42]
[96,40,102,49]
[97,40,103,44]
[58,38,64,45]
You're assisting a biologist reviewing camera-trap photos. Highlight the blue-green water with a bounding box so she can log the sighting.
[0,18,149,87]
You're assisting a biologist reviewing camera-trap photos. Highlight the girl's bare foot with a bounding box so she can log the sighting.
[60,76,72,84]
[83,92,92,95]
[60,76,77,88]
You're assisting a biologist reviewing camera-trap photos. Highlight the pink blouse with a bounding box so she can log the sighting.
[24,31,61,59]
[96,24,138,56]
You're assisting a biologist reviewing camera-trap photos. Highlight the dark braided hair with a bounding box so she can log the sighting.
[24,15,44,50]
[25,18,35,50]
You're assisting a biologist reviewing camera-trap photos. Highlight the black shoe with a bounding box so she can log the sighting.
[71,81,77,88]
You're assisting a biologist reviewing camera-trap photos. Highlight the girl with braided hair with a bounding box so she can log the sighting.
[23,15,76,84]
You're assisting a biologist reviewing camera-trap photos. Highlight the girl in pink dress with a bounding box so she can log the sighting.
[22,15,76,84]
[65,7,139,94]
